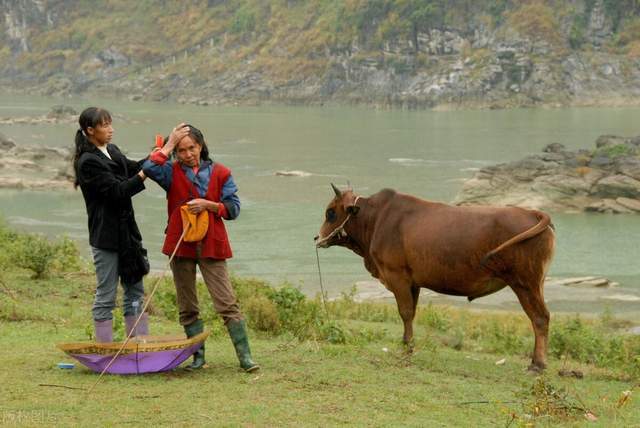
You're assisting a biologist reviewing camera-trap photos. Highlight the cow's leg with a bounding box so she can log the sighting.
[388,279,417,348]
[411,286,421,316]
[511,282,550,371]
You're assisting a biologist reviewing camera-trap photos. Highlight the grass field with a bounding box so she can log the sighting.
[1,262,639,428]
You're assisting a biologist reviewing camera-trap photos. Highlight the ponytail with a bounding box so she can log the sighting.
[72,107,112,189]
[73,129,93,188]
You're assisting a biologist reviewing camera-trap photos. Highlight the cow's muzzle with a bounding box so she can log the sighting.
[315,227,348,248]
[314,234,330,248]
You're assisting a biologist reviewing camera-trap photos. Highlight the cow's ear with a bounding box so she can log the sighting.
[347,205,360,215]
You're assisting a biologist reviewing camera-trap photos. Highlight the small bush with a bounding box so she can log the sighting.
[417,303,450,332]
[0,219,83,279]
[11,234,57,279]
[486,320,526,355]
[515,376,586,422]
[154,281,179,322]
[266,284,308,330]
[244,294,281,333]
[549,316,602,363]
[592,143,636,159]
[50,236,82,272]
[318,320,348,344]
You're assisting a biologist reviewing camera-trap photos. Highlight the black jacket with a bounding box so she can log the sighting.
[77,144,145,251]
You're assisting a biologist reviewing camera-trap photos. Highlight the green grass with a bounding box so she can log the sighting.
[1,265,639,427]
[0,220,638,426]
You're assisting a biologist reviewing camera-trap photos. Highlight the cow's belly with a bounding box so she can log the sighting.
[417,277,508,299]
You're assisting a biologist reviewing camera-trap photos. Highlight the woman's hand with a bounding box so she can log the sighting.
[186,198,217,214]
[162,123,190,156]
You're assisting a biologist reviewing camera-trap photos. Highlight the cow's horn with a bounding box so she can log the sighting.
[331,183,341,197]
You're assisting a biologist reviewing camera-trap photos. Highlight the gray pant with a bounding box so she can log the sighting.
[91,246,145,321]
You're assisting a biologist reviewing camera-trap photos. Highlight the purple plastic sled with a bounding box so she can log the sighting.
[57,331,209,375]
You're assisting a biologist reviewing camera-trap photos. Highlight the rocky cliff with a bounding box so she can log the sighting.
[2,1,640,109]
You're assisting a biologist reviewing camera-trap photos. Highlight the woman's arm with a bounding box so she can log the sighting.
[184,174,240,219]
[142,151,173,192]
[79,155,145,201]
[219,174,240,220]
[141,124,190,191]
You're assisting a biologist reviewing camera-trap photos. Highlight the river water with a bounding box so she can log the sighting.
[1,95,639,314]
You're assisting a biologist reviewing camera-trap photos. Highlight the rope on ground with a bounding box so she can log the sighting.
[315,245,328,314]
[39,383,86,391]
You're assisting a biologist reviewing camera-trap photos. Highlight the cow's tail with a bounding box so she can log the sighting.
[481,211,553,266]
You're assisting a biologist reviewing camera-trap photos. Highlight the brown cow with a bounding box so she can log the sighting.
[315,185,555,371]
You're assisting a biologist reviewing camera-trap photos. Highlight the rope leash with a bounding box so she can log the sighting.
[315,245,327,314]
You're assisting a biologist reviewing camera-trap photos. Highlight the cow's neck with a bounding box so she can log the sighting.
[342,197,373,256]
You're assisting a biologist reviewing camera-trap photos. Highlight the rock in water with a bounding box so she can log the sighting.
[455,134,640,214]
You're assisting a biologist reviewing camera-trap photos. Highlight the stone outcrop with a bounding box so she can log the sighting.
[454,135,640,213]
[0,141,74,190]
[0,104,77,125]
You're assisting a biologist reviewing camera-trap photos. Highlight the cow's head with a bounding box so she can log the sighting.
[315,183,360,248]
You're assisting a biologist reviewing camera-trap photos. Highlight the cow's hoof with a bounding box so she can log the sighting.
[527,363,545,373]
[402,341,415,354]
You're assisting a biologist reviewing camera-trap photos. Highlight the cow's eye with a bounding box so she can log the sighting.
[326,208,337,223]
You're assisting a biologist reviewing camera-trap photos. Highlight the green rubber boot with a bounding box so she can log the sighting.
[227,319,260,373]
[184,319,206,370]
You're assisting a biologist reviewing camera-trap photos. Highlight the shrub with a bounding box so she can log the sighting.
[549,316,602,363]
[10,233,84,279]
[0,219,83,279]
[50,236,82,272]
[244,294,281,332]
[154,280,180,322]
[318,320,348,344]
[486,320,526,355]
[266,284,308,330]
[417,302,450,332]
[11,234,57,279]
[592,143,636,159]
[505,1,563,48]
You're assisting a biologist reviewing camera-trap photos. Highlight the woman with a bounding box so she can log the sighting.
[143,123,258,372]
[74,107,149,342]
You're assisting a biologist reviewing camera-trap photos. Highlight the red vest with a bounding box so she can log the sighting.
[162,162,233,259]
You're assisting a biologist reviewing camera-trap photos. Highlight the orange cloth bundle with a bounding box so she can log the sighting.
[180,205,209,242]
